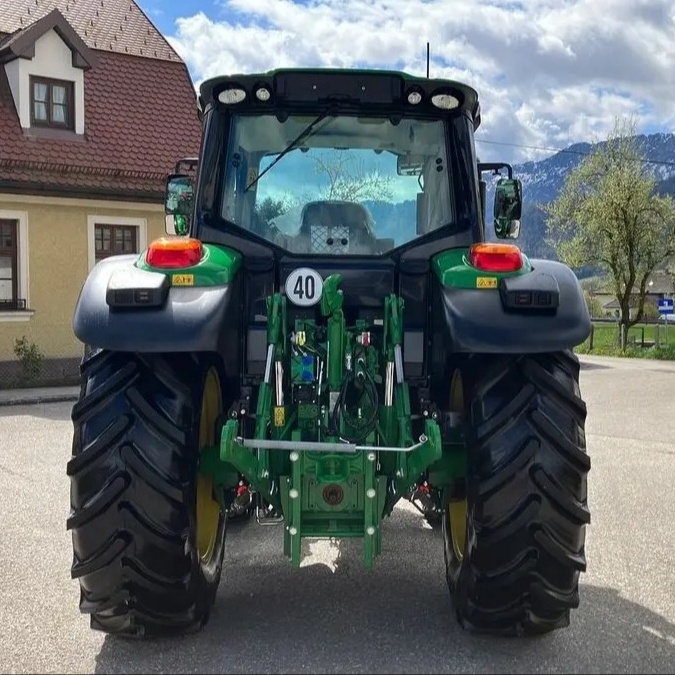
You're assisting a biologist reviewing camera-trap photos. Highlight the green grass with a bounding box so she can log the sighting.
[575,322,675,359]
[575,343,675,359]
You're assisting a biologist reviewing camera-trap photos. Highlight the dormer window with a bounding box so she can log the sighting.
[30,76,74,130]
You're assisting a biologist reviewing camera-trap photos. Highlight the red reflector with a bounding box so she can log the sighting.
[146,237,203,269]
[469,243,523,272]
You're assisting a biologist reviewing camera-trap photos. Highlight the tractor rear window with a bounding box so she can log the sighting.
[219,113,456,255]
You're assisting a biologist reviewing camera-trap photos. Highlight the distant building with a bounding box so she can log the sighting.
[592,272,674,319]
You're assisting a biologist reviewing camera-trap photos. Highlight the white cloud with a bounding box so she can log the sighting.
[166,0,675,164]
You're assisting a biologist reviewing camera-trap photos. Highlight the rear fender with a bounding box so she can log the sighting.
[436,258,591,353]
[72,255,238,355]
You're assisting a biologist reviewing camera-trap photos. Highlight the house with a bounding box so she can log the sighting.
[590,272,674,320]
[0,0,202,388]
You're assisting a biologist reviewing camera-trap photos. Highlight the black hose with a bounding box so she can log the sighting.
[331,363,379,442]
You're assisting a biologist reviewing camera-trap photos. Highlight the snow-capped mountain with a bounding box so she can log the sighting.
[512,133,675,203]
[484,133,675,258]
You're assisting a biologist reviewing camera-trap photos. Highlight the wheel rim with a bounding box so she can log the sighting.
[448,500,467,560]
[196,367,222,564]
[447,369,468,561]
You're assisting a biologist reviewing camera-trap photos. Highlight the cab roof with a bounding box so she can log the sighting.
[198,67,481,129]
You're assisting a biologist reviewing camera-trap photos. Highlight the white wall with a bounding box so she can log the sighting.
[4,59,20,111]
[3,29,85,134]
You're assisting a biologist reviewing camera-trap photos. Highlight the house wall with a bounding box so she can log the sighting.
[0,193,167,387]
[595,292,665,320]
[593,293,616,317]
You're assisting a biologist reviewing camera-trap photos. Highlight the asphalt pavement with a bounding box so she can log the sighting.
[1,355,674,674]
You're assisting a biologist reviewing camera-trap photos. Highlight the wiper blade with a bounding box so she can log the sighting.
[244,106,336,192]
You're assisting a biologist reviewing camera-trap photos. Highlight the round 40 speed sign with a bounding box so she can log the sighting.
[284,267,324,307]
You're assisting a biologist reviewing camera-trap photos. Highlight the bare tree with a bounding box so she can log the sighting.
[312,151,394,203]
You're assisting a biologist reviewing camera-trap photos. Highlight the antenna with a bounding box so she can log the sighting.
[426,42,430,78]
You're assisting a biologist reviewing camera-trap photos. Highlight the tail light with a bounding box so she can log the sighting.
[469,243,523,273]
[146,237,203,269]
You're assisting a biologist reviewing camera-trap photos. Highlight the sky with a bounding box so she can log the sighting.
[137,0,675,165]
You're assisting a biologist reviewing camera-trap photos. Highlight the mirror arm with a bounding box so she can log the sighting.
[478,162,513,179]
[174,157,199,175]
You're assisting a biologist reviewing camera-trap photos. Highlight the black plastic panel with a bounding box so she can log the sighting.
[274,71,403,105]
[403,330,425,378]
[73,255,235,353]
[499,270,560,311]
[105,265,169,309]
[434,259,591,353]
[399,270,427,326]
[246,327,268,377]
[245,267,276,323]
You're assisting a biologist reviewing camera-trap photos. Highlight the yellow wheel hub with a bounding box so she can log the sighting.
[447,369,468,561]
[448,500,467,559]
[196,367,222,564]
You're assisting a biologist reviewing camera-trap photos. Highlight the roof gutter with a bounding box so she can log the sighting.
[0,180,164,203]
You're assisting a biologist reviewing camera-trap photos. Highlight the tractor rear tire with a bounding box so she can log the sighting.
[443,351,591,636]
[67,350,227,638]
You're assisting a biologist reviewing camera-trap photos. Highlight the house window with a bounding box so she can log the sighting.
[0,219,23,311]
[94,224,139,262]
[30,76,74,129]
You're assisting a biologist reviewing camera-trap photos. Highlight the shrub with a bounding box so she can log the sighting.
[13,336,44,383]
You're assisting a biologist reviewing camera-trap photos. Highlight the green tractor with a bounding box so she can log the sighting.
[67,68,591,638]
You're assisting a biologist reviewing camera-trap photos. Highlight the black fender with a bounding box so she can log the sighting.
[72,255,238,356]
[436,259,591,353]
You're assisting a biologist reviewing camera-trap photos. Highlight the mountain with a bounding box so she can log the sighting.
[483,133,675,259]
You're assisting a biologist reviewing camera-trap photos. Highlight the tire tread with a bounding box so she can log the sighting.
[450,350,591,636]
[67,351,224,637]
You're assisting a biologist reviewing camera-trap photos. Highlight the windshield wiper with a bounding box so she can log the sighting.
[244,106,336,192]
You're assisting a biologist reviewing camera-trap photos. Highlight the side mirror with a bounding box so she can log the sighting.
[493,178,522,239]
[165,174,194,236]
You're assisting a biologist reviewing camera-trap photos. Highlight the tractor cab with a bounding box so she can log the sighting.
[165,69,522,258]
[160,67,527,394]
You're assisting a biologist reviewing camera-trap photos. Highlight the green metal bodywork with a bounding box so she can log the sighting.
[136,240,528,568]
[431,248,531,288]
[137,242,528,291]
[204,276,446,568]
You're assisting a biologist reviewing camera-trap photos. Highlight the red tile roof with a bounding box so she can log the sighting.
[0,0,179,61]
[0,8,97,69]
[0,1,202,200]
[0,163,171,199]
